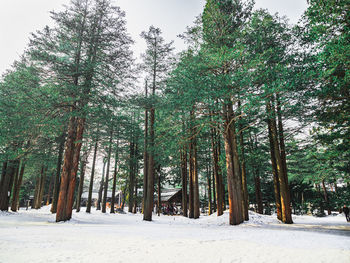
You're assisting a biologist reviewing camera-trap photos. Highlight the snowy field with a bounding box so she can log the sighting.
[1,206,349,263]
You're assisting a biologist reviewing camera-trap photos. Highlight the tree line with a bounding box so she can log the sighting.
[0,0,349,225]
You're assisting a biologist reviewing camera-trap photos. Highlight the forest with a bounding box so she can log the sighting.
[0,0,349,228]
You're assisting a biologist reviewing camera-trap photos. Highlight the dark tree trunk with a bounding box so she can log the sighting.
[276,95,293,218]
[223,102,244,225]
[157,165,161,216]
[238,101,249,221]
[322,180,331,215]
[46,172,54,206]
[10,161,20,212]
[86,135,98,213]
[102,128,114,213]
[142,82,149,214]
[11,162,25,211]
[206,161,212,215]
[133,172,138,214]
[267,100,292,224]
[0,161,7,190]
[51,133,65,213]
[37,167,47,209]
[189,110,200,219]
[192,141,200,219]
[268,120,282,219]
[212,168,217,213]
[188,143,194,218]
[143,106,155,221]
[1,161,14,211]
[97,159,106,211]
[248,133,263,215]
[34,166,46,209]
[211,125,224,216]
[181,147,188,217]
[111,138,119,214]
[76,149,89,212]
[128,139,135,213]
[32,172,40,209]
[254,169,263,214]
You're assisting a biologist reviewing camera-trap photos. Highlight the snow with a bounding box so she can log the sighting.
[0,206,349,263]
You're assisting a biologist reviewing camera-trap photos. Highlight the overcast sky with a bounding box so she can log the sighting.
[0,0,308,75]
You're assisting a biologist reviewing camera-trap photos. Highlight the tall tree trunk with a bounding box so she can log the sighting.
[51,133,65,213]
[0,161,7,190]
[253,167,263,214]
[142,82,149,214]
[192,141,200,219]
[267,100,292,224]
[133,171,138,214]
[37,167,47,209]
[11,162,25,211]
[189,110,200,219]
[211,125,223,216]
[111,138,119,214]
[1,161,15,211]
[157,165,161,216]
[128,139,135,213]
[223,102,243,225]
[65,117,85,220]
[102,128,113,213]
[248,132,264,214]
[268,120,282,219]
[181,147,188,217]
[32,172,40,209]
[212,168,217,213]
[34,166,46,209]
[97,158,106,211]
[207,161,212,215]
[321,180,331,215]
[86,134,99,213]
[188,143,194,219]
[56,115,77,220]
[276,94,292,218]
[238,101,249,221]
[144,105,155,221]
[10,161,20,212]
[76,149,89,212]
[46,172,54,206]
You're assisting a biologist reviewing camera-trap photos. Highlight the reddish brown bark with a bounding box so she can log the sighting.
[46,172,54,206]
[267,100,292,224]
[11,162,25,211]
[142,82,149,214]
[86,134,99,213]
[223,102,244,225]
[181,147,188,217]
[0,161,15,211]
[238,101,249,221]
[56,115,77,222]
[268,120,282,220]
[212,168,217,213]
[51,134,65,213]
[210,126,224,216]
[206,161,212,215]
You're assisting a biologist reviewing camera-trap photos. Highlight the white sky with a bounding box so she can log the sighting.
[0,0,308,75]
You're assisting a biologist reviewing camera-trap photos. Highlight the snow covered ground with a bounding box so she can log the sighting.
[0,206,349,263]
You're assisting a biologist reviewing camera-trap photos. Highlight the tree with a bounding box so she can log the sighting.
[29,0,133,222]
[140,26,174,221]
